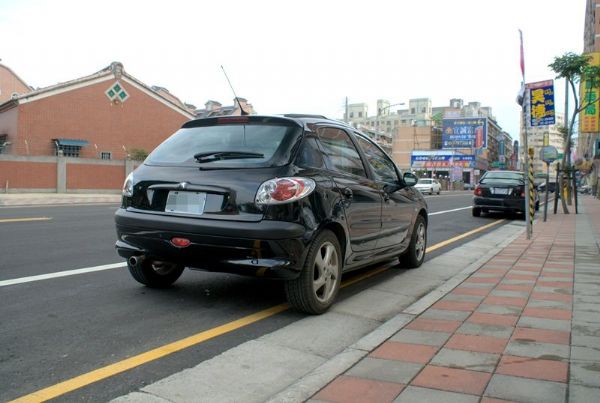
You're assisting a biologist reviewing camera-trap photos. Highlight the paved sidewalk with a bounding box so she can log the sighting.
[0,192,121,206]
[305,196,600,403]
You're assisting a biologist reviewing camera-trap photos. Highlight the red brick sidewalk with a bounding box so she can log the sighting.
[310,211,576,402]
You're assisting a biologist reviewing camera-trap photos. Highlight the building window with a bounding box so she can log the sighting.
[350,112,354,118]
[358,112,363,118]
[0,134,7,154]
[57,145,82,157]
[101,152,112,160]
[411,108,416,114]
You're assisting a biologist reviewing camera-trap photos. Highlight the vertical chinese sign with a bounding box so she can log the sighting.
[580,52,600,133]
[526,80,555,127]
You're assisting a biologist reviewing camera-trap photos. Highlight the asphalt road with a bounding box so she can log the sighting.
[0,191,512,402]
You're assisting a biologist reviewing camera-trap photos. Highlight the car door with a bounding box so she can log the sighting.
[316,127,382,252]
[354,134,416,249]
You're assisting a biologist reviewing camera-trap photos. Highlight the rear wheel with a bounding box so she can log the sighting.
[128,259,184,288]
[472,207,481,217]
[400,215,427,268]
[285,230,342,314]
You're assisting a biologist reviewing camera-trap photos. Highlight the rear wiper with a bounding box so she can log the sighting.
[193,151,264,163]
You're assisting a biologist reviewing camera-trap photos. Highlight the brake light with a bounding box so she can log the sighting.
[217,116,249,124]
[474,186,482,196]
[255,177,316,205]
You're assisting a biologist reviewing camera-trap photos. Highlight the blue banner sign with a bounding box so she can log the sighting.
[411,151,475,168]
[527,80,555,127]
[442,118,488,149]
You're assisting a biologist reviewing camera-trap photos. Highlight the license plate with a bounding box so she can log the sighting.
[492,188,509,195]
[165,191,207,215]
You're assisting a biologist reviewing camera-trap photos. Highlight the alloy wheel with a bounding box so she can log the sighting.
[415,222,426,262]
[312,241,339,304]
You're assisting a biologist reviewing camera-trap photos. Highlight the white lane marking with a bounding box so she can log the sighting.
[423,193,472,198]
[428,206,471,216]
[0,263,126,287]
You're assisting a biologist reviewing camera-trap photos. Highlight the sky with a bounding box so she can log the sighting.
[0,0,586,138]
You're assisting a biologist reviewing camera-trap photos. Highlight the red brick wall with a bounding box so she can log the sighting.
[14,78,190,157]
[0,160,56,189]
[67,164,124,189]
[0,65,30,104]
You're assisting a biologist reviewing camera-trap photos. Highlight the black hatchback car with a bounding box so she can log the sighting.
[115,115,428,314]
[472,170,539,217]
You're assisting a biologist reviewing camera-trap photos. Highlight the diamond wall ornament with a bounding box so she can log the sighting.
[105,81,129,103]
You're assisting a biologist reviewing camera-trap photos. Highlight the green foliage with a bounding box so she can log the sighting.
[129,148,149,161]
[548,52,592,84]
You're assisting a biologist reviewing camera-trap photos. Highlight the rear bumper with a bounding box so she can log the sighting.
[115,208,310,279]
[473,197,525,213]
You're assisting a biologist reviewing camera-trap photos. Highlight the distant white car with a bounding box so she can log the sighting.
[415,178,441,195]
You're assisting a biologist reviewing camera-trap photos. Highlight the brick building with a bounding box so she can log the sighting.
[0,63,31,105]
[0,61,194,158]
[0,62,195,192]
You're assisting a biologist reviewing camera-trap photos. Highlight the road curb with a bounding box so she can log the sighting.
[266,222,525,403]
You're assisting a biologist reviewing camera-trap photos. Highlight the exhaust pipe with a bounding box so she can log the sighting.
[129,255,145,267]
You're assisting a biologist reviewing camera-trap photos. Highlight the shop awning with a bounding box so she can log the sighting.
[53,139,89,147]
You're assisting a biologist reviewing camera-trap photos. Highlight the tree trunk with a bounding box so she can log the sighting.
[559,173,570,214]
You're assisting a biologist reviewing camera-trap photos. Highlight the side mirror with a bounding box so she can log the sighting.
[403,172,418,186]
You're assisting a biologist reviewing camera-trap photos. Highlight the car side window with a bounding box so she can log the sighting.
[295,135,326,169]
[316,127,366,178]
[355,135,399,183]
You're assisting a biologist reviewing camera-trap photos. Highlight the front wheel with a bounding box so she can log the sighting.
[128,259,184,288]
[400,215,427,268]
[285,230,342,314]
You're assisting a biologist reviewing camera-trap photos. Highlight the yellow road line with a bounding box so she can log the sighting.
[10,304,289,403]
[0,217,52,224]
[426,219,505,253]
[11,219,505,402]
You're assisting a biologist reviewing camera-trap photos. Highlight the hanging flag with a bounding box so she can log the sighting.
[519,29,525,79]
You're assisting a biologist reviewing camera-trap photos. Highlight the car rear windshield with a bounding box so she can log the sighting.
[480,172,524,183]
[417,179,432,184]
[146,123,302,168]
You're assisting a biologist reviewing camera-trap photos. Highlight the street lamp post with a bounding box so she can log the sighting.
[376,102,406,133]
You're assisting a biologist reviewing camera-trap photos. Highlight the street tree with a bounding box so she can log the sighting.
[548,52,600,212]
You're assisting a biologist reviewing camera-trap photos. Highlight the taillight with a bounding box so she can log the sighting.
[255,177,316,205]
[474,185,482,196]
[217,116,249,124]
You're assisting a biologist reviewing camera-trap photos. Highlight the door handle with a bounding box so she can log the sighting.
[342,187,353,199]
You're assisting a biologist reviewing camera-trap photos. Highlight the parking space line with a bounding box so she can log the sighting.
[0,217,52,223]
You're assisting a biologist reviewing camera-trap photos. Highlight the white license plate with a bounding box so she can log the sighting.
[492,188,509,195]
[165,191,207,215]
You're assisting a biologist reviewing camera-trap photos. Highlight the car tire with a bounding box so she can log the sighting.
[437,189,441,195]
[127,259,184,288]
[400,215,427,268]
[284,230,342,315]
[535,200,540,211]
[472,208,481,217]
